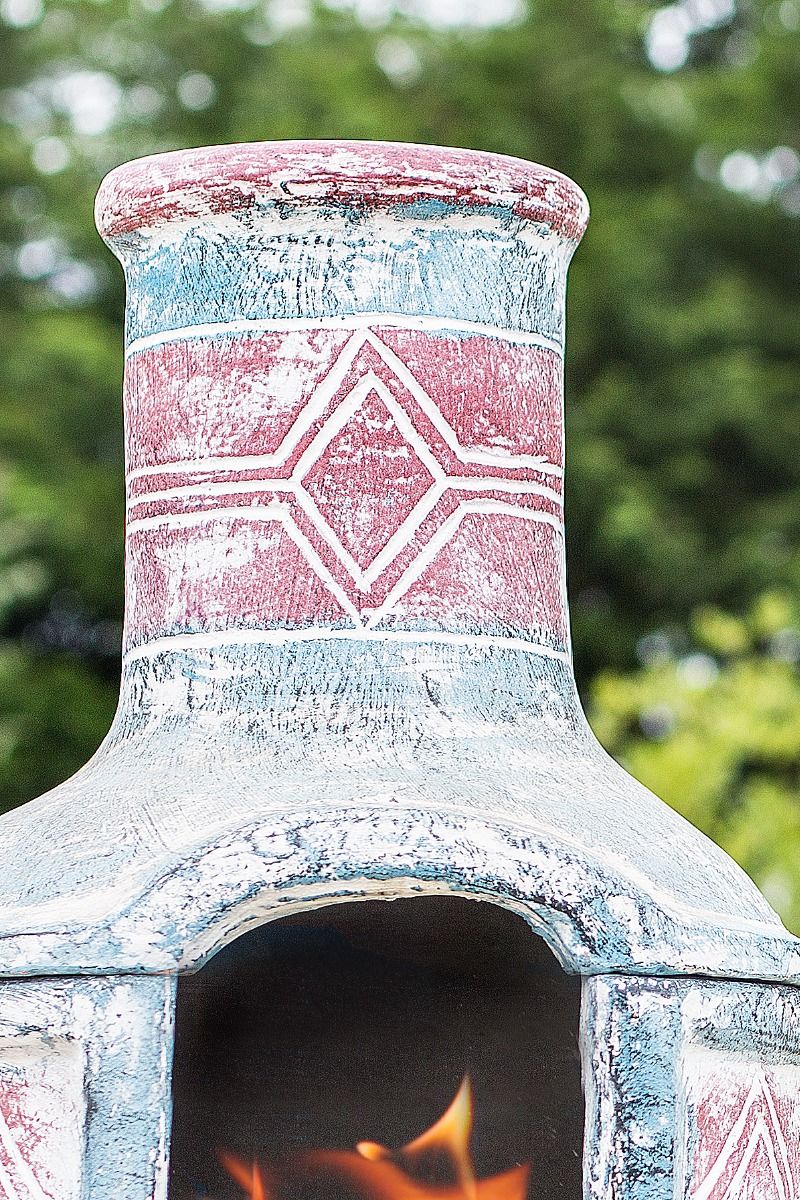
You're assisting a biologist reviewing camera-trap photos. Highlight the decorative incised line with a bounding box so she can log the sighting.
[128,475,562,512]
[128,501,364,626]
[365,503,561,628]
[126,328,565,634]
[127,502,562,632]
[124,311,564,360]
[122,628,572,665]
[693,1071,795,1200]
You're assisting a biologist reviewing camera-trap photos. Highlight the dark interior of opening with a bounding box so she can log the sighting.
[169,897,584,1200]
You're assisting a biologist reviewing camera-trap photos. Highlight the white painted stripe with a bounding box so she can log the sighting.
[125,311,563,358]
[364,330,563,473]
[126,501,363,625]
[693,1076,761,1200]
[290,370,445,485]
[445,477,563,502]
[128,479,297,509]
[128,454,563,486]
[124,328,567,627]
[125,472,563,599]
[126,493,563,617]
[126,505,288,535]
[123,626,571,666]
[290,485,364,591]
[278,514,365,627]
[725,1118,786,1200]
[126,327,366,485]
[761,1072,795,1196]
[126,475,563,513]
[348,483,446,590]
[692,1073,793,1200]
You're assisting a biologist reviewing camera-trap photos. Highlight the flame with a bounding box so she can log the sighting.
[218,1154,268,1200]
[219,1076,530,1200]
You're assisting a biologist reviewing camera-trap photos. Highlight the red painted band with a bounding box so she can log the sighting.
[97,141,589,243]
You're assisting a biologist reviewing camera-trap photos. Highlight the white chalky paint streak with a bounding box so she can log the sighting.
[693,1076,763,1200]
[122,627,572,666]
[124,311,565,359]
[127,502,365,626]
[693,1071,795,1200]
[364,501,564,627]
[290,371,443,483]
[127,327,367,483]
[363,330,561,472]
[289,370,451,589]
[126,497,562,623]
[124,472,564,596]
[126,475,564,514]
[124,338,566,603]
[724,1118,785,1200]
[761,1077,795,1196]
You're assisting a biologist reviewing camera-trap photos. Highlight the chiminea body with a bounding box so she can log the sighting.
[0,142,797,1200]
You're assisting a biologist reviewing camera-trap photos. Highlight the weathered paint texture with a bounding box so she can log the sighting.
[1,138,799,1200]
[0,1034,83,1200]
[0,976,174,1200]
[582,975,800,1200]
[124,327,566,647]
[0,141,796,984]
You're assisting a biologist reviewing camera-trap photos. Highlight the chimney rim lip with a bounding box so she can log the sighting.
[94,138,590,245]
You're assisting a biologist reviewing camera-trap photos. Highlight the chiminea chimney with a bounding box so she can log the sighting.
[0,143,796,1200]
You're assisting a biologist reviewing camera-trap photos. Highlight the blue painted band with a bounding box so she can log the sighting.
[121,206,570,343]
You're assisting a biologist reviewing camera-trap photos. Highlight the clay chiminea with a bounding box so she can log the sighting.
[0,142,796,1200]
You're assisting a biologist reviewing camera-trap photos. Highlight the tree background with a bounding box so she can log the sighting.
[0,0,799,920]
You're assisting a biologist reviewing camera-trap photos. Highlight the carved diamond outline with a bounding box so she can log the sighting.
[292,371,446,593]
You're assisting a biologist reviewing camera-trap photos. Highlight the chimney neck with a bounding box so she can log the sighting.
[97,142,588,726]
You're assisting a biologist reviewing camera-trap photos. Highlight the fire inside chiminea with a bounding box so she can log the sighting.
[168,899,584,1200]
[219,1077,528,1200]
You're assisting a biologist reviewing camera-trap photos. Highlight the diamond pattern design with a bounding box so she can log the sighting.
[301,383,437,574]
[126,328,567,645]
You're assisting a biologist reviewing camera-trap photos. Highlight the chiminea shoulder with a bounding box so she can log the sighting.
[0,643,795,984]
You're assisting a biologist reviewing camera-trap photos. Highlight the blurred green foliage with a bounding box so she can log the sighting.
[589,592,800,927]
[0,0,798,921]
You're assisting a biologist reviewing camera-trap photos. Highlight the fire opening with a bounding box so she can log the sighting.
[169,898,584,1200]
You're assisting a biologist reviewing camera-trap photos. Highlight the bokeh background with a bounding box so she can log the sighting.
[0,0,798,921]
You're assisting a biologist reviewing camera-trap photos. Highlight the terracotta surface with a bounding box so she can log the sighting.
[584,974,800,1200]
[0,141,794,982]
[94,140,590,240]
[0,141,798,1200]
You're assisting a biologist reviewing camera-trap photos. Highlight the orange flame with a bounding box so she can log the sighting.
[219,1076,530,1200]
[218,1154,268,1200]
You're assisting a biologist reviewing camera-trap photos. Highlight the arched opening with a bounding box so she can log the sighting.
[168,896,584,1199]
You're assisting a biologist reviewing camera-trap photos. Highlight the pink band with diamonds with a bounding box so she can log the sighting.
[123,325,566,652]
